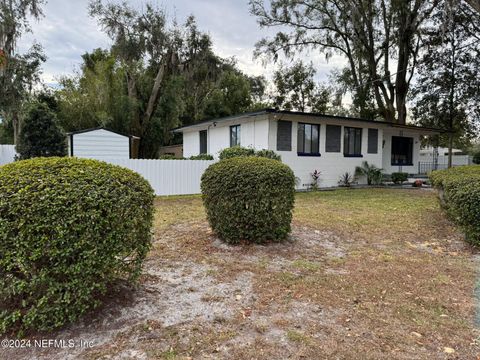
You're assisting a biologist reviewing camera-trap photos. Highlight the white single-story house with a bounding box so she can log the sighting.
[174,109,445,188]
[67,128,139,160]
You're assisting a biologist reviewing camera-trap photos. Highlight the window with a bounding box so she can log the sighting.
[230,125,241,147]
[199,130,207,154]
[367,128,378,154]
[344,127,362,157]
[391,136,413,165]
[297,123,320,156]
[325,125,341,152]
[277,120,292,151]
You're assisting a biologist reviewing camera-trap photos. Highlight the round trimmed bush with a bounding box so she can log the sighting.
[0,157,155,335]
[201,157,295,244]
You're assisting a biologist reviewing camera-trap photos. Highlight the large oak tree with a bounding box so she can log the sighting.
[411,0,480,166]
[250,0,439,124]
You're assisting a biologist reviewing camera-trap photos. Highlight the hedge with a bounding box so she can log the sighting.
[201,157,295,244]
[218,146,255,160]
[218,146,281,161]
[430,165,480,245]
[189,154,214,160]
[0,157,155,335]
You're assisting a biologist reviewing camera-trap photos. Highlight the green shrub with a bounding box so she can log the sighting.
[218,146,281,161]
[472,151,480,164]
[159,154,185,159]
[189,154,214,160]
[354,161,383,185]
[0,157,155,335]
[338,172,354,187]
[255,149,281,161]
[430,165,480,245]
[201,157,295,244]
[16,101,67,160]
[430,165,480,187]
[391,172,408,184]
[218,146,255,160]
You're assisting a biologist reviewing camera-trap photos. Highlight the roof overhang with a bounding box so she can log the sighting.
[172,109,446,134]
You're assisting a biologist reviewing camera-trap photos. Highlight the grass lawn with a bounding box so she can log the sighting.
[9,189,480,359]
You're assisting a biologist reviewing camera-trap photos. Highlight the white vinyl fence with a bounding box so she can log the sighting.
[0,145,16,165]
[0,146,215,196]
[106,159,216,196]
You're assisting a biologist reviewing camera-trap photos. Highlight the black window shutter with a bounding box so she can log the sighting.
[368,128,378,154]
[199,130,207,154]
[325,125,341,152]
[277,120,292,151]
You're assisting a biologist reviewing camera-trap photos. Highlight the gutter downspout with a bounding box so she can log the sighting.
[207,124,212,156]
[70,134,74,157]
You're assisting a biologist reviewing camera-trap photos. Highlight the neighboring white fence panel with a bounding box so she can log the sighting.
[437,155,472,166]
[0,145,16,165]
[106,159,216,196]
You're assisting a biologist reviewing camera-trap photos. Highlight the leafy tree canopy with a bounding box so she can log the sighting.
[56,3,264,158]
[16,101,67,160]
[249,0,440,123]
[411,1,480,150]
[272,61,330,113]
[0,0,46,143]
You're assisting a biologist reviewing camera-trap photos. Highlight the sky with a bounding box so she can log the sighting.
[18,0,346,87]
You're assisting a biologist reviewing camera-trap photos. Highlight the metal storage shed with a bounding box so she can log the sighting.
[67,128,139,160]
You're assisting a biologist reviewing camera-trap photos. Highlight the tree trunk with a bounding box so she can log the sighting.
[448,133,453,168]
[143,59,168,127]
[12,112,19,145]
[448,21,456,169]
[395,12,410,126]
[126,72,141,134]
[466,0,480,13]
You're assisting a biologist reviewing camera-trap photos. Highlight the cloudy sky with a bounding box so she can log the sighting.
[19,0,345,86]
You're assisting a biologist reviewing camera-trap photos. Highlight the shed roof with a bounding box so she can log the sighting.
[66,127,140,139]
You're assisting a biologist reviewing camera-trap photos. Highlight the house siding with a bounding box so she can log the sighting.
[268,115,384,188]
[182,115,269,158]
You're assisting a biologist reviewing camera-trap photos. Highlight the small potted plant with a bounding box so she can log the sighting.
[413,179,423,187]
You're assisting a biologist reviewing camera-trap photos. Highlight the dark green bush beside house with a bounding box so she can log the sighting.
[0,157,155,335]
[255,149,281,161]
[430,165,480,245]
[201,157,295,244]
[218,146,255,160]
[472,151,480,164]
[189,154,214,160]
[218,146,281,161]
[391,172,408,184]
